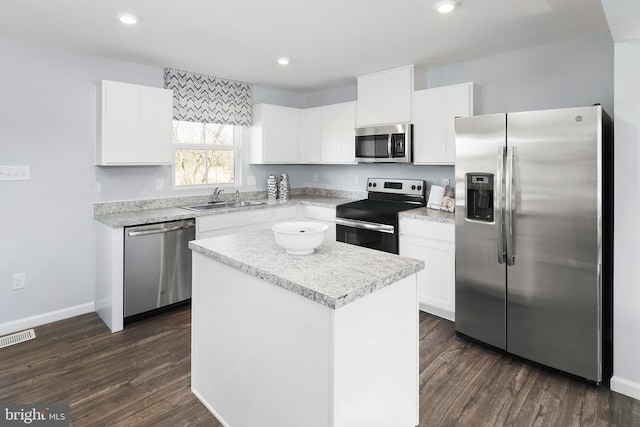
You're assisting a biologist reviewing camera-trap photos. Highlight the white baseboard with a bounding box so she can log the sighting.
[191,388,230,427]
[419,302,455,322]
[611,376,640,401]
[0,302,95,336]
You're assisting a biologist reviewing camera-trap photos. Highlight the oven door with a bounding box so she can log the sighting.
[335,218,398,254]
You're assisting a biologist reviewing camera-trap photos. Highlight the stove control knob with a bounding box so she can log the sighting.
[372,182,377,187]
[417,185,422,191]
[368,182,372,187]
[411,185,416,190]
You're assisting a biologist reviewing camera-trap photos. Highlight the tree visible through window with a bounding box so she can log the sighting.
[173,121,237,186]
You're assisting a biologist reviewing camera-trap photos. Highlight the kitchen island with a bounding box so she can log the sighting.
[189,230,424,427]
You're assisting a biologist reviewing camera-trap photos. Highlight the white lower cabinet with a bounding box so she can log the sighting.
[303,205,337,242]
[399,218,455,321]
[197,209,274,239]
[196,205,337,241]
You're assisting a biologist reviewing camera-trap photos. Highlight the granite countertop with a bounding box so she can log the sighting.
[399,207,455,224]
[94,196,353,228]
[189,229,424,310]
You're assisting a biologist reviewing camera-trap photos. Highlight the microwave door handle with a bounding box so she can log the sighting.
[388,134,393,157]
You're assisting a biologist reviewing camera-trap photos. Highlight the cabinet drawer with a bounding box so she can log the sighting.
[198,209,273,233]
[274,206,299,221]
[304,205,336,222]
[399,218,454,243]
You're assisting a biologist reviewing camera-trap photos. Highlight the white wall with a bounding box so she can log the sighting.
[428,32,614,115]
[0,39,165,329]
[610,37,640,400]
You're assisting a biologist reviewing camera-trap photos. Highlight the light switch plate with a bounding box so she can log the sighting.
[0,165,30,181]
[12,273,25,290]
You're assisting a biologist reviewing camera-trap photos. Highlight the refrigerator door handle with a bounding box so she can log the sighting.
[496,146,506,264]
[505,146,516,266]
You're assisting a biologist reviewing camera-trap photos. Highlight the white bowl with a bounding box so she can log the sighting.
[271,221,329,255]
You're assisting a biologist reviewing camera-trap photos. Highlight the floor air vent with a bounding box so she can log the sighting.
[0,329,36,349]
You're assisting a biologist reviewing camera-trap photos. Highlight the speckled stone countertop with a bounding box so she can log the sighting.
[189,229,424,309]
[399,207,455,224]
[94,191,360,228]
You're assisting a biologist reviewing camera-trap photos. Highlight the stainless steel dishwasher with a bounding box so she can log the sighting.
[124,219,195,318]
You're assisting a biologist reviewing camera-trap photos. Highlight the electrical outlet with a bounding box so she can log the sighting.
[93,181,102,193]
[12,273,25,290]
[247,175,256,186]
[312,174,318,183]
[442,178,450,186]
[355,175,360,186]
[155,179,164,190]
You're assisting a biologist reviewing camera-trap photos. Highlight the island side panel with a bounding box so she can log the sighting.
[191,252,333,427]
[332,274,419,427]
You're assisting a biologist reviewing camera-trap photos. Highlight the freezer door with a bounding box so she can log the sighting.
[454,114,507,349]
[506,106,602,381]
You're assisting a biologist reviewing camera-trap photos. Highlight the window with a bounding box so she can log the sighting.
[173,121,240,186]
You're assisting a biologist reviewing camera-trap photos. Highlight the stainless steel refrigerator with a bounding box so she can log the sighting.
[454,105,613,383]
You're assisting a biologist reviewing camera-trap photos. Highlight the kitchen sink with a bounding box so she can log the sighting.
[180,200,266,212]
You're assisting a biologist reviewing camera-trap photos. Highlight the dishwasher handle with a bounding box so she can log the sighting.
[127,220,195,237]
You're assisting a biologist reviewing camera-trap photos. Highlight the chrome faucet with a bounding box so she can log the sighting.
[235,190,240,202]
[212,187,224,202]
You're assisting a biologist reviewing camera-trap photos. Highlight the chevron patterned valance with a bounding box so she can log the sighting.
[164,68,252,126]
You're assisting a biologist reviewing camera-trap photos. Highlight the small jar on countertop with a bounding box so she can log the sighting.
[267,174,278,200]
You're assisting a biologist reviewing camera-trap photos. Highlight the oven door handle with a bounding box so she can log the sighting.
[335,218,395,234]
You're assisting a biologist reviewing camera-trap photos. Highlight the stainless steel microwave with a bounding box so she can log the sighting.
[355,124,412,163]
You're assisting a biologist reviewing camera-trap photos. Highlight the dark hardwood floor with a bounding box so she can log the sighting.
[1,307,638,426]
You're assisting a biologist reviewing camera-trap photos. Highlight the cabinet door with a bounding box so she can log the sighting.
[140,86,173,164]
[356,72,387,127]
[259,104,300,163]
[301,107,322,163]
[277,107,300,162]
[413,82,480,165]
[99,81,172,165]
[412,88,442,164]
[103,82,140,163]
[443,84,472,163]
[384,66,413,124]
[399,219,455,321]
[356,66,413,127]
[321,102,355,163]
[400,235,455,321]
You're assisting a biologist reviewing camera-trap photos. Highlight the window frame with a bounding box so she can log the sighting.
[172,121,242,189]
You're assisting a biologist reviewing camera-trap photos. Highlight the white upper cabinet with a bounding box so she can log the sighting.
[251,104,301,164]
[97,80,173,166]
[253,102,356,164]
[319,102,356,164]
[300,106,322,163]
[356,65,415,127]
[412,82,483,165]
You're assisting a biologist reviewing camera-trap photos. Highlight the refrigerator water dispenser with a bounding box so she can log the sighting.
[466,173,494,222]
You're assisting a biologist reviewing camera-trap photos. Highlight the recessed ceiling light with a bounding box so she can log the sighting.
[118,13,139,25]
[277,58,290,66]
[434,0,458,13]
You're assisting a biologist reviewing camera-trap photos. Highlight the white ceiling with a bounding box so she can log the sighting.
[1,0,610,93]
